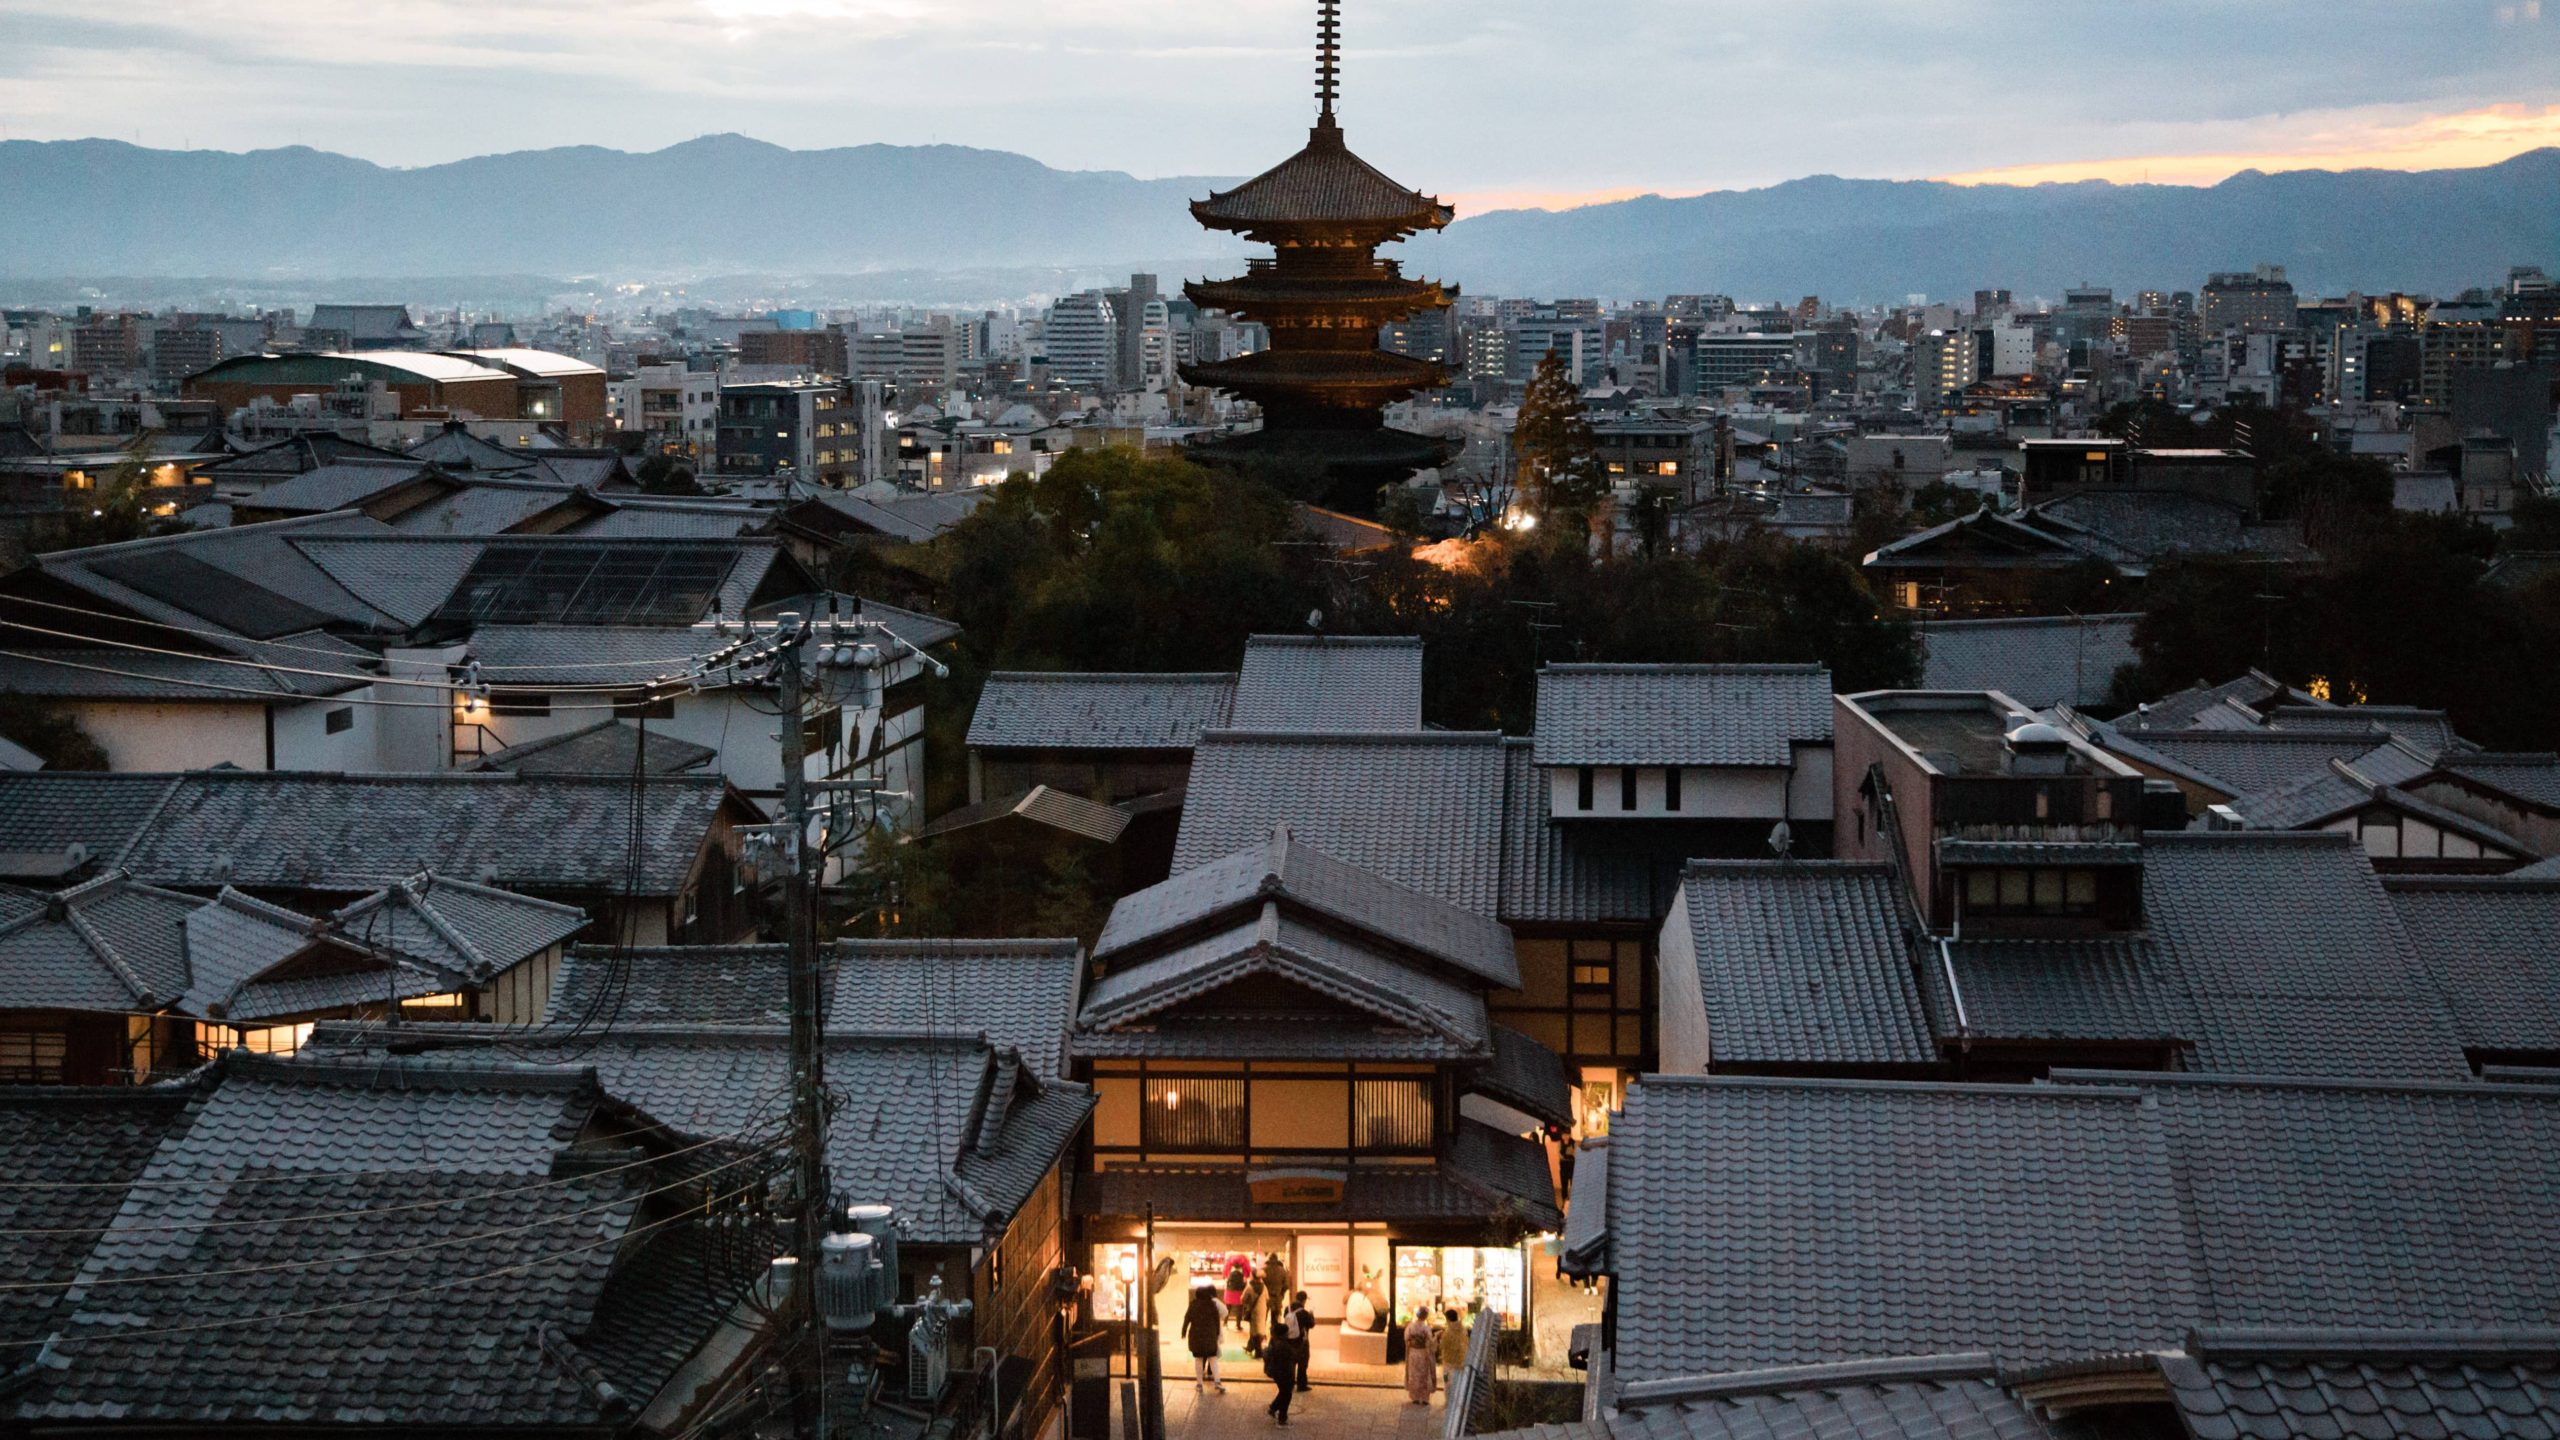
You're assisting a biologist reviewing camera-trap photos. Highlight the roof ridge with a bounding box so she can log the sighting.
[1637,1073,2147,1100]
[1200,728,1501,746]
[982,669,1238,683]
[2047,1067,2560,1097]
[1614,1352,2000,1407]
[1540,661,1827,675]
[2188,1325,2560,1361]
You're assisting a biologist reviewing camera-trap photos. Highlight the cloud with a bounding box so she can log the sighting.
[1938,103,2560,187]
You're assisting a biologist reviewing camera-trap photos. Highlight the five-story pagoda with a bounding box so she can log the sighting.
[1181,0,1458,498]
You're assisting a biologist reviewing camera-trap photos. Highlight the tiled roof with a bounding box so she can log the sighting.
[473,719,719,776]
[2440,753,2560,811]
[915,785,1132,844]
[1096,825,1519,988]
[2225,739,2438,829]
[1496,740,1695,926]
[2160,1329,2560,1440]
[284,535,489,626]
[0,1084,197,1366]
[1597,1076,2195,1380]
[0,871,200,1010]
[2032,490,2314,563]
[967,671,1237,750]
[0,630,376,701]
[460,625,742,686]
[2384,874,2560,1057]
[1469,1025,1574,1129]
[1077,1119,1556,1230]
[178,885,444,1021]
[1591,1363,2061,1440]
[2261,704,2466,757]
[0,770,734,897]
[20,1052,636,1430]
[1594,1071,2560,1384]
[239,460,447,515]
[386,480,598,536]
[2112,727,2404,797]
[545,939,1083,1079]
[1929,832,2468,1079]
[2117,672,2313,733]
[1676,862,1935,1069]
[1532,665,1832,768]
[1916,614,2140,709]
[1173,730,1508,911]
[1076,902,1490,1062]
[1230,634,1425,732]
[568,502,766,539]
[329,872,588,983]
[1190,121,1452,233]
[24,513,404,640]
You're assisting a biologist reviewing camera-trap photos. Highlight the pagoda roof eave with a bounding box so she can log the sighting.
[1188,120,1454,234]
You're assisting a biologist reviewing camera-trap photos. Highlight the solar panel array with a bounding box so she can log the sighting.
[428,542,740,628]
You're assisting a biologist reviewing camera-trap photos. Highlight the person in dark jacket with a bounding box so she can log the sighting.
[1262,1313,1297,1424]
[1181,1286,1226,1393]
[1288,1291,1314,1393]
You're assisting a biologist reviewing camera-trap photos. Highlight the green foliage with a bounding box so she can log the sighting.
[1907,480,1989,530]
[1511,353,1607,525]
[35,454,176,553]
[0,691,110,770]
[1377,485,1437,543]
[634,454,702,495]
[2119,515,2560,749]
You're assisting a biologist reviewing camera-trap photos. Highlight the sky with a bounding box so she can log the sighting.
[4,0,2559,213]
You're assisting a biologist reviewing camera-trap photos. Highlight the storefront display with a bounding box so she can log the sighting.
[1389,1243,1526,1331]
[1090,1241,1144,1322]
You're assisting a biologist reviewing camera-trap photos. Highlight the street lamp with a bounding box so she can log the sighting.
[1114,1249,1141,1377]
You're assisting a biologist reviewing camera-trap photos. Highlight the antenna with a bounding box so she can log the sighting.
[1316,0,1341,123]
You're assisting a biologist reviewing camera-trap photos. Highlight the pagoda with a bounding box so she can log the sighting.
[1180,0,1458,498]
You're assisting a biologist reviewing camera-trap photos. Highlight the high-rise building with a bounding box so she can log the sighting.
[2201,266,2298,335]
[1042,292,1118,389]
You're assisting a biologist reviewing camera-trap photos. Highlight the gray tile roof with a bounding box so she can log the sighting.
[1592,1070,2560,1384]
[2108,726,2404,797]
[1076,902,1490,1061]
[2117,672,2313,734]
[966,672,1238,750]
[239,460,447,515]
[2160,1329,2560,1440]
[0,1085,196,1368]
[328,872,588,983]
[460,625,747,686]
[568,501,767,539]
[1096,825,1519,988]
[544,939,1083,1079]
[1929,832,2469,1079]
[0,630,376,701]
[1173,730,1509,912]
[385,480,596,536]
[1532,664,1832,768]
[20,1052,637,1430]
[0,770,734,898]
[915,785,1132,844]
[1230,634,1425,732]
[1916,614,2140,709]
[1677,862,1936,1069]
[2261,703,2467,757]
[1596,1076,2196,1380]
[0,871,199,1010]
[1593,1362,2062,1440]
[283,534,489,627]
[473,718,719,775]
[2441,753,2560,811]
[2225,739,2438,829]
[178,885,449,1021]
[1469,1024,1575,1129]
[21,514,405,643]
[1496,740,1695,926]
[2384,874,2560,1057]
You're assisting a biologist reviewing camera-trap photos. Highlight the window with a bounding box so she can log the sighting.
[1620,767,1638,810]
[1576,766,1595,810]
[1570,939,1616,992]
[1664,767,1682,812]
[1961,867,2100,917]
[0,1030,67,1083]
[1143,1076,1244,1150]
[234,1022,314,1056]
[1352,1078,1434,1151]
[324,706,354,735]
[490,690,550,717]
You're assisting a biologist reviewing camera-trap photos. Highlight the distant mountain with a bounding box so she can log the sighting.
[4,136,2555,301]
[1407,150,2560,301]
[0,134,1248,278]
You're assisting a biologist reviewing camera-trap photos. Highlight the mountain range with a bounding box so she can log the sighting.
[3,135,2555,302]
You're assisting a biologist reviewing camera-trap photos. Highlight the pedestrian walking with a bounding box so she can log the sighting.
[1288,1291,1314,1393]
[1262,1315,1297,1425]
[1402,1312,1438,1404]
[1181,1286,1227,1394]
[1437,1306,1470,1394]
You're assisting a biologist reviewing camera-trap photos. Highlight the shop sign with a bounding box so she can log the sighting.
[1246,1167,1346,1205]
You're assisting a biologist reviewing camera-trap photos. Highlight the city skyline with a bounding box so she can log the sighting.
[3,0,2556,214]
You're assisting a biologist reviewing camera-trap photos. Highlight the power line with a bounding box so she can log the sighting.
[0,1120,777,1226]
[0,612,697,694]
[9,1138,788,1292]
[0,593,739,674]
[0,650,661,712]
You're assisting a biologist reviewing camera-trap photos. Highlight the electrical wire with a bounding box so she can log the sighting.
[0,592,749,673]
[0,1122,778,1217]
[5,1138,790,1291]
[0,612,701,694]
[0,650,646,711]
[7,1202,716,1353]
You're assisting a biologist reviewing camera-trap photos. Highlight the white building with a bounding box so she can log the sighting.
[1041,292,1117,389]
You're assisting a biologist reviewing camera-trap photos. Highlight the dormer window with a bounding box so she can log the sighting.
[1962,867,2098,917]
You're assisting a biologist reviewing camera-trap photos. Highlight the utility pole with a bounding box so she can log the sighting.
[775,614,832,1440]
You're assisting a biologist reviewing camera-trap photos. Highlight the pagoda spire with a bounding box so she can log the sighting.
[1316,0,1341,124]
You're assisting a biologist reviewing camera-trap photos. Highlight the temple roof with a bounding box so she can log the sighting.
[1190,119,1453,237]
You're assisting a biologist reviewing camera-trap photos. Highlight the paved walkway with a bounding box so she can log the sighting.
[1162,1372,1450,1440]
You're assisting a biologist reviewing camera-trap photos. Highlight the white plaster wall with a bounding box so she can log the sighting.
[1654,885,1711,1074]
[65,701,266,771]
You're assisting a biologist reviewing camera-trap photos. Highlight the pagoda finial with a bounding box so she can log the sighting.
[1315,0,1341,124]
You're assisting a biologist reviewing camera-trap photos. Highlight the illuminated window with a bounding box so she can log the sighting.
[1142,1077,1243,1149]
[1352,1078,1433,1151]
[1961,868,2099,917]
[235,1022,314,1056]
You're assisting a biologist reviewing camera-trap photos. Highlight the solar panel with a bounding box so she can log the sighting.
[91,552,338,640]
[428,542,741,627]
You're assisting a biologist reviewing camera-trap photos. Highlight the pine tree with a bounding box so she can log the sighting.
[1511,351,1606,527]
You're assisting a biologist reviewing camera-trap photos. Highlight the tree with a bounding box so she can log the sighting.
[0,691,110,770]
[34,454,174,553]
[634,454,702,495]
[1511,352,1606,529]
